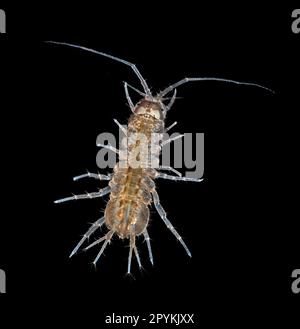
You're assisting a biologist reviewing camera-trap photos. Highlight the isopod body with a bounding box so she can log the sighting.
[50,41,273,274]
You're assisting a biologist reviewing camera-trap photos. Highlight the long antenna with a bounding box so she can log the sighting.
[159,77,274,97]
[45,41,152,97]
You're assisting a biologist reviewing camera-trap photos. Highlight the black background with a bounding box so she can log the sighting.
[0,2,299,327]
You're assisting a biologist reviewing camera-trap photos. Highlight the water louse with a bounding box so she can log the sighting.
[50,41,273,274]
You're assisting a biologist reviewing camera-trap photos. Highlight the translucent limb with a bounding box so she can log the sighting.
[151,190,192,257]
[54,186,111,204]
[161,134,184,147]
[133,245,142,269]
[96,143,119,154]
[143,229,154,265]
[164,89,177,112]
[113,118,127,136]
[73,171,111,181]
[156,173,203,182]
[45,41,152,96]
[84,230,112,251]
[69,216,105,258]
[165,121,177,133]
[159,77,275,97]
[158,166,182,177]
[124,81,147,98]
[91,230,114,266]
[123,82,134,111]
[127,234,135,274]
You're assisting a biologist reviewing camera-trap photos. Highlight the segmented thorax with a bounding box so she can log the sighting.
[105,100,164,239]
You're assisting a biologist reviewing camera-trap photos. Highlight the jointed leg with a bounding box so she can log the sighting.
[69,216,106,258]
[143,229,154,265]
[165,121,177,133]
[54,186,111,204]
[96,143,119,154]
[158,166,182,177]
[156,173,203,182]
[161,134,184,147]
[113,119,127,136]
[151,190,191,257]
[73,171,111,181]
